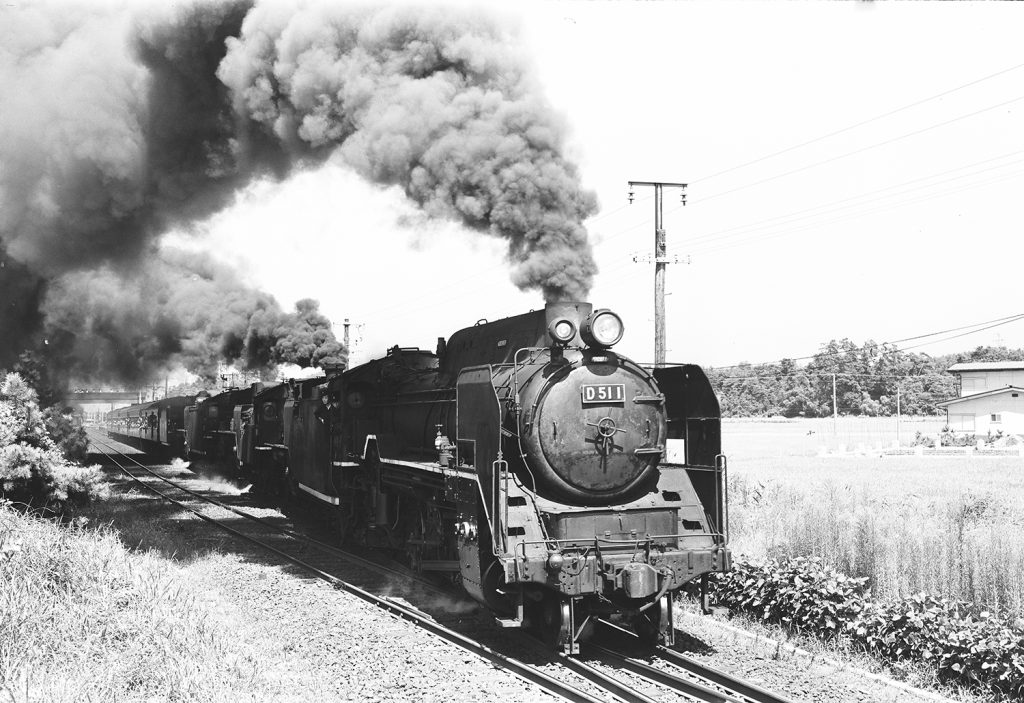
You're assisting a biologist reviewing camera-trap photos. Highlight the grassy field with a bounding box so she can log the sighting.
[0,497,276,702]
[724,415,947,457]
[723,418,1024,616]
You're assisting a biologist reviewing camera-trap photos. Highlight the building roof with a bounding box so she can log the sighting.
[947,361,1024,373]
[937,385,1024,408]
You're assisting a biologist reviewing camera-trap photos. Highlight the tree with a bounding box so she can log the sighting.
[708,338,964,418]
[0,373,108,510]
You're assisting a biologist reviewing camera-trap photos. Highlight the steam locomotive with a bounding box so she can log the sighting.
[107,301,730,652]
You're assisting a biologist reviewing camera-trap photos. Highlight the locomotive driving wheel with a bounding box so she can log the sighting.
[334,503,352,545]
[405,516,424,573]
[283,466,300,502]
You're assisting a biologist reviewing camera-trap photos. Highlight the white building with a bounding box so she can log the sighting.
[937,361,1024,434]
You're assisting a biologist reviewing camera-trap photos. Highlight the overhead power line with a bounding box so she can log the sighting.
[690,60,1024,185]
[716,372,947,381]
[695,93,1024,205]
[666,149,1024,254]
[676,164,1024,258]
[701,313,1024,372]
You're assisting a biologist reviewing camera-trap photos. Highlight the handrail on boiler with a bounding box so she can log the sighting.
[492,456,509,556]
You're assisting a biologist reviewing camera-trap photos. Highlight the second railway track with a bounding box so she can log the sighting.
[88,432,802,703]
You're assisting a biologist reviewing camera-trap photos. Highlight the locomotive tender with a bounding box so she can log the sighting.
[106,301,730,652]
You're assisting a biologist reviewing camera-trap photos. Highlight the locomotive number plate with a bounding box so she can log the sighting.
[581,384,625,404]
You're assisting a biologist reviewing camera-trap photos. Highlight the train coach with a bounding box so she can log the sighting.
[241,301,731,653]
[106,395,194,456]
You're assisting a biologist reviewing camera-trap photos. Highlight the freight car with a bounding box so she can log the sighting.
[106,395,194,456]
[249,301,730,653]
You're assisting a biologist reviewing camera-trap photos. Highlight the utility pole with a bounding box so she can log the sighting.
[896,383,902,447]
[832,373,838,433]
[628,180,687,367]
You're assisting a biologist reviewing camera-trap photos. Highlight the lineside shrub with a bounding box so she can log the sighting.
[42,405,90,463]
[706,556,1024,697]
[0,372,107,510]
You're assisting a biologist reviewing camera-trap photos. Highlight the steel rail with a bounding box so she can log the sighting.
[586,644,743,703]
[88,431,451,598]
[597,621,800,703]
[92,433,747,703]
[88,439,605,703]
[654,648,799,703]
[554,655,663,703]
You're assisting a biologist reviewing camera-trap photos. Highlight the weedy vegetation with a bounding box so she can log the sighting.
[0,500,277,702]
[713,419,1024,698]
[0,371,282,701]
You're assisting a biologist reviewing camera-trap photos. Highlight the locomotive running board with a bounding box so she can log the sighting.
[297,482,340,505]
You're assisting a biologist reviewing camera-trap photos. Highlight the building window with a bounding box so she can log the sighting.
[991,414,1002,423]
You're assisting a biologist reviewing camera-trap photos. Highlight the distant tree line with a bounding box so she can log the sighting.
[706,344,1024,418]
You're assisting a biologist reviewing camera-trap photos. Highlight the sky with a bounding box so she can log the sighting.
[171,0,1024,370]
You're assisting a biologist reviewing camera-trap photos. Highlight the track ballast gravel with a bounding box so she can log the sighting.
[93,440,968,703]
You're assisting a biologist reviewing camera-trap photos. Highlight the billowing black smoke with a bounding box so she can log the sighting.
[43,250,343,383]
[0,255,46,371]
[0,0,339,383]
[216,3,598,299]
[0,1,596,385]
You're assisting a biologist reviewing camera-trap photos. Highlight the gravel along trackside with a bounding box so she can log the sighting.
[92,435,706,703]
[89,435,960,703]
[89,435,568,702]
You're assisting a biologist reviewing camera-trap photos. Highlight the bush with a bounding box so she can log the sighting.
[43,406,90,463]
[710,556,867,639]
[912,431,935,448]
[707,556,1024,696]
[0,373,107,510]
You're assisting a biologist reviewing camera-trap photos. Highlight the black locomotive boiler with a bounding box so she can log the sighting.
[263,301,730,653]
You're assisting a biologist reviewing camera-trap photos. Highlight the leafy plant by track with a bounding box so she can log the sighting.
[704,555,1024,698]
[0,372,107,511]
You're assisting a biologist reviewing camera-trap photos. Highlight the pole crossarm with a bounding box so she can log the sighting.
[628,181,688,188]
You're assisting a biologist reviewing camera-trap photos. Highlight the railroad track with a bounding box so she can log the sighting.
[88,432,801,703]
[585,621,800,703]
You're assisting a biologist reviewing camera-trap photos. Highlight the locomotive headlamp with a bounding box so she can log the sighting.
[580,309,624,348]
[548,318,577,346]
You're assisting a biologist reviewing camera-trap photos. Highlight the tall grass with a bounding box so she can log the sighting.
[725,421,1024,617]
[0,502,268,702]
